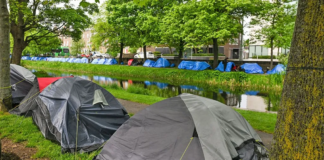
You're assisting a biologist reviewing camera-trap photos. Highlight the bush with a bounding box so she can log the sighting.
[191,53,225,56]
[129,48,138,54]
[277,54,289,65]
[252,55,277,59]
[153,51,161,56]
[127,85,151,95]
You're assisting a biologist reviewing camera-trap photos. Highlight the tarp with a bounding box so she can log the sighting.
[143,59,155,67]
[98,59,106,64]
[104,58,118,65]
[225,62,235,72]
[241,63,264,74]
[80,57,88,63]
[267,64,285,74]
[94,94,268,160]
[37,77,66,92]
[154,58,170,68]
[73,58,82,63]
[215,61,225,72]
[68,58,76,63]
[10,64,36,104]
[178,61,211,71]
[33,77,130,153]
[91,59,100,64]
[128,59,134,66]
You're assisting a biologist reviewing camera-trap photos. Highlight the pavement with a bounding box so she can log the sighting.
[117,98,273,150]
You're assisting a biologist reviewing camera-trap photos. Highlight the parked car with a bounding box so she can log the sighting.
[134,51,154,58]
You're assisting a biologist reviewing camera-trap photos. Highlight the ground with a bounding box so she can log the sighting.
[0,98,273,159]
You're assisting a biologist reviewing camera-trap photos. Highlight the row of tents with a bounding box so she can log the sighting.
[8,64,269,159]
[22,56,285,74]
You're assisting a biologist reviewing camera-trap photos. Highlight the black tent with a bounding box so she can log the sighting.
[10,64,36,104]
[31,77,130,153]
[94,94,268,160]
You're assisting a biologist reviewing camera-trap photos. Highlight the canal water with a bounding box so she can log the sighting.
[32,70,280,112]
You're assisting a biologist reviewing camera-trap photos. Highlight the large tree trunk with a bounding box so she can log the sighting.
[178,39,184,64]
[271,1,324,159]
[0,0,12,111]
[270,38,274,69]
[239,16,244,61]
[213,38,218,68]
[143,45,147,61]
[119,42,124,64]
[206,45,209,53]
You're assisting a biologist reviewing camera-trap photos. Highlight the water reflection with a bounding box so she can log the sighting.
[33,70,279,112]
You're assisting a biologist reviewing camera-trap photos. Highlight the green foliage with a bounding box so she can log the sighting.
[277,53,289,65]
[22,32,61,56]
[127,85,151,95]
[152,51,161,56]
[70,40,85,56]
[129,48,138,54]
[252,55,277,59]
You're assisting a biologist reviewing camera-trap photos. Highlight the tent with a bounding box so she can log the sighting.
[91,59,100,64]
[225,62,235,72]
[153,58,170,68]
[104,58,118,65]
[245,91,259,95]
[98,59,107,64]
[178,61,211,71]
[73,58,82,63]
[267,64,285,74]
[80,57,88,63]
[241,63,264,74]
[32,77,130,153]
[68,58,76,63]
[94,94,268,160]
[10,64,37,104]
[128,59,138,66]
[215,61,225,72]
[9,77,66,116]
[143,59,155,67]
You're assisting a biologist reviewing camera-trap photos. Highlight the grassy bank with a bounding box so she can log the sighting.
[23,61,284,92]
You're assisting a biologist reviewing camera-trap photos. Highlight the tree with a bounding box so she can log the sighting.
[9,0,98,65]
[250,0,296,69]
[70,40,85,56]
[271,0,324,159]
[0,0,12,111]
[22,32,61,56]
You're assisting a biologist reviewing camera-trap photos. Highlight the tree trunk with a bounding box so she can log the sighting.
[178,39,184,64]
[0,0,12,111]
[213,38,218,68]
[271,1,324,159]
[119,42,124,64]
[206,45,209,53]
[277,45,280,57]
[194,47,197,54]
[143,45,147,61]
[169,46,173,54]
[270,38,274,69]
[239,16,244,61]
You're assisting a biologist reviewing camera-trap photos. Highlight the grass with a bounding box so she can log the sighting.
[0,112,100,160]
[22,61,284,92]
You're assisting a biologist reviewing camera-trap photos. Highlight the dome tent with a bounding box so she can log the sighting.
[32,77,130,153]
[10,64,37,104]
[267,64,285,74]
[241,63,264,74]
[94,94,268,160]
[153,58,170,68]
[215,61,225,72]
[143,59,155,67]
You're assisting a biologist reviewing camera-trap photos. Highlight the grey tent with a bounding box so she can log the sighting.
[95,94,268,160]
[10,64,36,104]
[32,77,130,153]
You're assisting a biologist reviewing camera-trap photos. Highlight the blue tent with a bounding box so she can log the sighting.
[178,61,195,70]
[73,58,82,63]
[192,61,211,71]
[153,58,170,68]
[98,59,106,64]
[143,60,156,67]
[80,57,88,63]
[225,62,235,72]
[241,63,264,74]
[156,82,168,89]
[91,59,100,64]
[267,64,285,74]
[68,58,76,63]
[245,91,259,95]
[215,61,225,72]
[144,81,153,86]
[104,59,118,65]
[93,76,100,81]
[65,58,70,62]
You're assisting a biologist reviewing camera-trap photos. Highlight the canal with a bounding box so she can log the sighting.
[32,69,281,112]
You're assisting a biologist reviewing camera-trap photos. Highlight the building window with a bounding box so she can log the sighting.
[249,45,269,57]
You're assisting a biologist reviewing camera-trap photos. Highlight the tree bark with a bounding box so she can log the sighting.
[277,45,280,57]
[178,39,184,64]
[0,0,12,111]
[213,38,218,68]
[206,45,209,53]
[271,1,324,159]
[239,16,244,61]
[270,37,274,69]
[169,46,173,54]
[143,45,147,61]
[119,42,124,64]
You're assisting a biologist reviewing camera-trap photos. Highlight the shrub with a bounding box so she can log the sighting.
[252,55,277,59]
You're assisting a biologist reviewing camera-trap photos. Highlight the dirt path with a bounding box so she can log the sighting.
[1,138,48,160]
[118,98,274,149]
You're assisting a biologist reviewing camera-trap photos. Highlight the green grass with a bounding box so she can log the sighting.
[0,112,100,160]
[22,61,283,92]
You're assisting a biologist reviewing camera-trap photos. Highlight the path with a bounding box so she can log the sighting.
[118,98,274,149]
